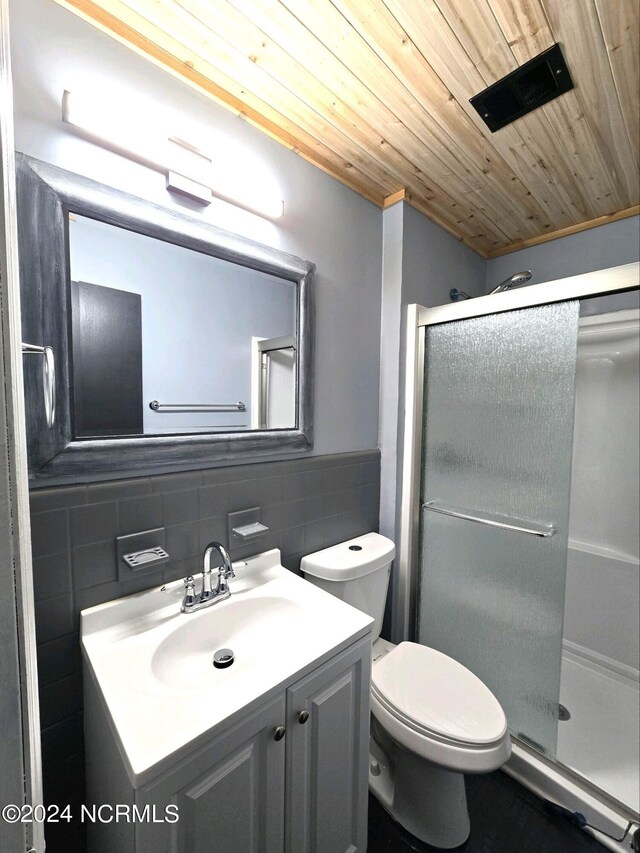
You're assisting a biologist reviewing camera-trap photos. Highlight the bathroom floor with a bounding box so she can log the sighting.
[367,770,608,853]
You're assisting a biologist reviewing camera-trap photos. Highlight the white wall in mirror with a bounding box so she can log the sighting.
[69,214,296,434]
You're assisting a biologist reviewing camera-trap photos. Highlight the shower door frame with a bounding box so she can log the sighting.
[396,261,639,849]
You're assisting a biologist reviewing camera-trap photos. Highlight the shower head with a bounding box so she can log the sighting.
[489,270,532,295]
[450,270,532,302]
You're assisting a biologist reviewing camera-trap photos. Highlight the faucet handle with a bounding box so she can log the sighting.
[212,561,235,580]
[181,576,197,611]
[212,558,236,579]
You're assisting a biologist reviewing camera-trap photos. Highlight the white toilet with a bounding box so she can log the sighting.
[301,532,511,849]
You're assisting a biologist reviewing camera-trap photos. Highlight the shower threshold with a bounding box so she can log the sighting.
[505,737,639,853]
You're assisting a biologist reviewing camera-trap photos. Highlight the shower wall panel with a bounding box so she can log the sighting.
[564,309,640,676]
[568,310,639,562]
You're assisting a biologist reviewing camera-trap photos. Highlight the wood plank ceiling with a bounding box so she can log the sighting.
[53,0,639,257]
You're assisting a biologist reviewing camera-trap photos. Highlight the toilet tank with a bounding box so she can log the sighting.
[301,533,395,640]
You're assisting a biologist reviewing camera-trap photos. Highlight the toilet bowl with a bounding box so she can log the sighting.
[301,533,511,849]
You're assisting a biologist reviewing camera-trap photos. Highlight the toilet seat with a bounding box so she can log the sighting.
[372,641,507,746]
[371,642,511,773]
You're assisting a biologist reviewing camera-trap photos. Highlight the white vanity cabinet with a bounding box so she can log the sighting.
[87,635,371,853]
[82,550,374,853]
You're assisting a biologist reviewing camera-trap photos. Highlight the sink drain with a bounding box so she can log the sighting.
[213,648,235,669]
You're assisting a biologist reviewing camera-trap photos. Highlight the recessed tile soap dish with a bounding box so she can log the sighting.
[232,521,269,541]
[116,527,169,581]
[228,507,269,543]
[122,546,170,570]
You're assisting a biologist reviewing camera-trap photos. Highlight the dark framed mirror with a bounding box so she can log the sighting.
[17,154,314,483]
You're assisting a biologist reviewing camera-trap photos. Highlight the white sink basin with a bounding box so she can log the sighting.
[151,594,308,691]
[81,548,372,786]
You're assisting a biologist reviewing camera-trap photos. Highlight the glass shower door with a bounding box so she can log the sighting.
[417,301,580,756]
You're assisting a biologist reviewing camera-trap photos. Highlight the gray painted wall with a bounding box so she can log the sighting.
[401,204,487,308]
[486,215,640,290]
[70,214,295,432]
[10,0,382,458]
[379,203,486,545]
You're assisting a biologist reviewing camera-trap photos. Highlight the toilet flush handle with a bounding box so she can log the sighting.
[297,709,310,724]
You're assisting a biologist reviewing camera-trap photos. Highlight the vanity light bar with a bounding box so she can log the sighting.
[61,91,284,219]
[206,186,284,221]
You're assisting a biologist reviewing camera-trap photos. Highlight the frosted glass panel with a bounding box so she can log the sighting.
[418,302,579,756]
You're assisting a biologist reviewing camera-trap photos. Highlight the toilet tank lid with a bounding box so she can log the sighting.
[301,533,395,581]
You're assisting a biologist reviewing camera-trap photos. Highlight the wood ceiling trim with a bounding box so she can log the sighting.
[486,204,640,259]
[382,188,406,208]
[54,0,392,206]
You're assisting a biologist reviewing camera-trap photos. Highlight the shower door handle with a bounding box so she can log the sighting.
[422,501,555,538]
[22,343,56,428]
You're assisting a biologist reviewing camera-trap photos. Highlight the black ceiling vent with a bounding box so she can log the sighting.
[470,43,574,132]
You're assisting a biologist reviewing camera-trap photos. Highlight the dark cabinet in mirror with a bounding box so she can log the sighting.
[17,155,314,482]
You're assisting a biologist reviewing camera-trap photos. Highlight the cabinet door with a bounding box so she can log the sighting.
[285,636,371,853]
[137,695,286,853]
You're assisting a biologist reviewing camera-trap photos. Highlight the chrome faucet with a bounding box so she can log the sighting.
[181,541,236,613]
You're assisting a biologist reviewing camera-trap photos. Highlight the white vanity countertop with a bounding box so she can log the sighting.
[81,548,373,787]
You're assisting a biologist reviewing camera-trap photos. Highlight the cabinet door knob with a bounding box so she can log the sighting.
[297,709,310,724]
[273,725,286,741]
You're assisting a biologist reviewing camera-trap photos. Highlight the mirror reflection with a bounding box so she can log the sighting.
[68,214,297,438]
